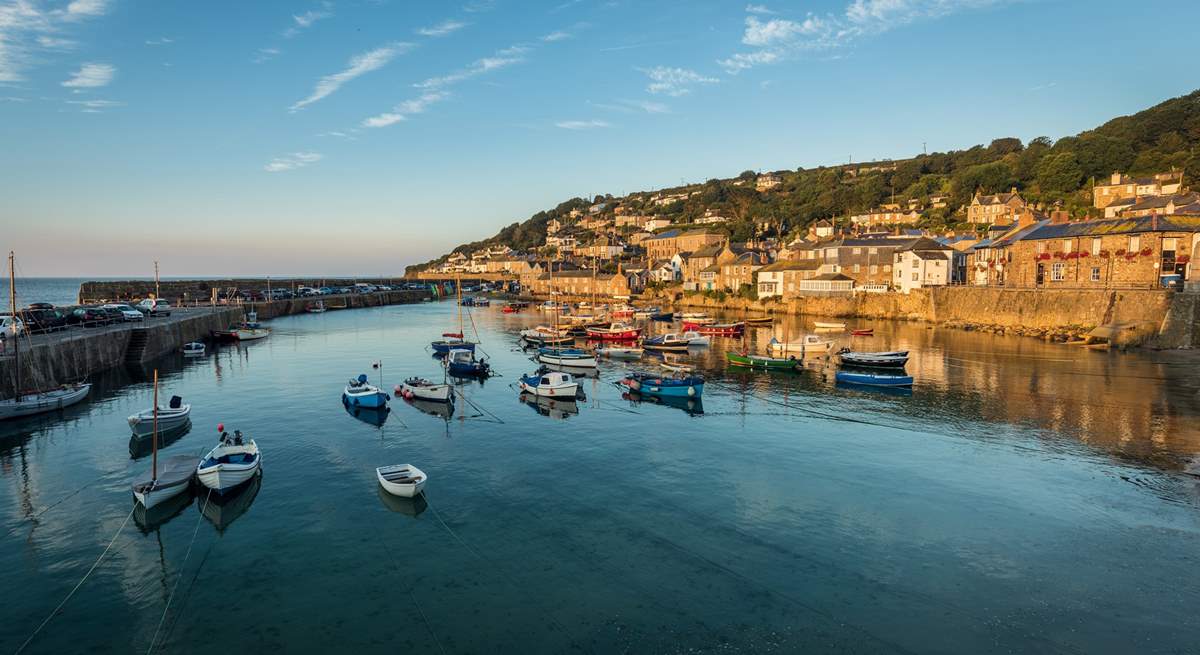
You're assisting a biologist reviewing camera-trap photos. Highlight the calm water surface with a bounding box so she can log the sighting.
[3,302,1199,653]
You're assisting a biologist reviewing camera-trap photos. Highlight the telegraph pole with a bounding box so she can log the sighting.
[154,261,160,300]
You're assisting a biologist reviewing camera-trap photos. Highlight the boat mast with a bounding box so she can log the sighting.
[8,252,17,399]
[151,369,159,482]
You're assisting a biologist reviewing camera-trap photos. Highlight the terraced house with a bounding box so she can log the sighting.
[790,236,918,288]
[967,187,1025,225]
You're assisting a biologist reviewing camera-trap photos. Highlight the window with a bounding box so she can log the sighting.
[870,264,878,274]
[825,248,837,258]
[852,247,861,255]
[1062,239,1072,253]
[1051,262,1065,281]
[911,258,919,268]
[853,264,861,273]
[1129,235,1140,252]
[912,272,919,281]
[1036,242,1045,254]
[1091,238,1101,256]
[869,247,878,255]
[884,264,892,272]
[1091,267,1101,282]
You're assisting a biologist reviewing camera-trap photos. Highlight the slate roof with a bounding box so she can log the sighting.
[1023,215,1200,240]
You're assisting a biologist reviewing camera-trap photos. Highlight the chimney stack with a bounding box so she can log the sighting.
[1050,210,1070,225]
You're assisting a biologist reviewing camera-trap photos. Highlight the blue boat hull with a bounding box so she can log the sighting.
[343,391,390,408]
[431,341,475,354]
[448,362,487,377]
[835,371,913,387]
[627,375,704,398]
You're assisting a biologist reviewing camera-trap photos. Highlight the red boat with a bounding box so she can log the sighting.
[682,321,745,336]
[851,328,874,336]
[585,322,642,340]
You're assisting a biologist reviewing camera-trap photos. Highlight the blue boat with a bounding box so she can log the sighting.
[431,337,476,354]
[446,348,491,377]
[343,374,390,408]
[621,372,704,398]
[835,370,913,387]
[650,312,674,322]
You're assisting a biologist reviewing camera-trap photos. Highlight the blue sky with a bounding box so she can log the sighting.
[2,0,1197,276]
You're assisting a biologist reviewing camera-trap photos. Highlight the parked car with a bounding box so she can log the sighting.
[98,306,125,323]
[238,290,264,301]
[134,299,171,316]
[69,307,112,327]
[1,314,25,336]
[28,302,56,310]
[21,307,69,333]
[102,303,145,321]
[317,287,333,295]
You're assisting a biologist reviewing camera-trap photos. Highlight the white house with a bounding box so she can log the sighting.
[892,238,954,293]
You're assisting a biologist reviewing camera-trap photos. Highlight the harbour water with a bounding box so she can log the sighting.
[2,302,1199,653]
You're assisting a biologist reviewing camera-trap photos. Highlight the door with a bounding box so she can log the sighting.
[1035,263,1045,286]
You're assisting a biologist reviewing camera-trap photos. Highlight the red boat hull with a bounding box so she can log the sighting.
[586,328,642,340]
[682,322,745,336]
[851,329,874,336]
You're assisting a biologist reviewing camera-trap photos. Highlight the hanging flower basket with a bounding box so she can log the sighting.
[1140,247,1153,257]
[1053,252,1064,259]
[1099,250,1111,258]
[1115,249,1126,256]
[1080,251,1090,258]
[1039,252,1052,260]
[1178,254,1191,264]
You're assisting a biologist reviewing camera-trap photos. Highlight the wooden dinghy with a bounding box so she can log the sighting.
[376,464,427,498]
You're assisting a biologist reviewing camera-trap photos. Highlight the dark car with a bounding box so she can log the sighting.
[69,307,112,327]
[28,302,56,310]
[98,306,126,323]
[21,308,68,333]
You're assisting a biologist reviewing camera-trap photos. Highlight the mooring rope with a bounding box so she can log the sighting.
[145,488,213,654]
[3,470,115,539]
[369,520,448,655]
[453,388,505,424]
[15,504,137,654]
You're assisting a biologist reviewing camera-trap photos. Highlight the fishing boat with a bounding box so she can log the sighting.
[537,347,597,368]
[537,300,560,312]
[838,349,910,368]
[0,253,92,420]
[609,305,635,319]
[131,370,196,510]
[643,333,691,352]
[835,370,913,387]
[851,328,874,337]
[767,334,835,356]
[725,351,799,371]
[306,301,326,313]
[232,311,270,341]
[196,427,261,493]
[620,371,704,398]
[680,331,710,346]
[502,302,526,314]
[632,307,660,319]
[683,321,745,336]
[396,377,453,403]
[445,348,492,377]
[596,345,643,360]
[128,394,191,438]
[182,341,206,356]
[518,369,579,398]
[678,312,714,325]
[586,322,641,341]
[519,326,573,346]
[813,320,846,330]
[745,316,774,325]
[376,464,427,498]
[343,374,389,408]
[650,311,674,322]
[432,277,477,353]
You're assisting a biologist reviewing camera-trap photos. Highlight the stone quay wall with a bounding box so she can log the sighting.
[78,278,414,305]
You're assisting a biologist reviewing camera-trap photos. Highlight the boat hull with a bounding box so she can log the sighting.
[132,455,196,509]
[235,328,270,341]
[128,405,192,438]
[537,353,598,368]
[377,464,427,498]
[399,382,452,403]
[431,340,475,354]
[197,442,261,494]
[585,328,641,340]
[0,383,92,420]
[835,371,913,387]
[624,375,703,398]
[518,377,579,398]
[725,352,798,370]
[343,387,389,409]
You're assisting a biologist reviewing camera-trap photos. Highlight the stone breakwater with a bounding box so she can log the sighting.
[650,287,1199,349]
[77,278,413,305]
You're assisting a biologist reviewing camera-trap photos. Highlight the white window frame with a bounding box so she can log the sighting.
[1051,262,1065,281]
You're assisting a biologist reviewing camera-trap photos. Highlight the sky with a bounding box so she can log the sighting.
[1,0,1198,277]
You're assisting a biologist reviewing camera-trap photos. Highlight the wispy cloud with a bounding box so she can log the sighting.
[59,0,109,22]
[1028,81,1057,93]
[418,19,467,37]
[36,36,76,49]
[66,98,122,112]
[556,119,609,130]
[61,62,115,88]
[264,151,323,173]
[362,91,449,128]
[415,45,529,89]
[720,0,1010,74]
[541,30,571,42]
[463,0,496,12]
[145,37,174,46]
[593,98,670,114]
[253,47,281,63]
[641,66,718,97]
[290,43,411,111]
[284,5,333,37]
[0,0,111,82]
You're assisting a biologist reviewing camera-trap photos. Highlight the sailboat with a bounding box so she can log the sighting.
[0,252,92,420]
[536,258,596,368]
[131,370,196,509]
[431,275,477,354]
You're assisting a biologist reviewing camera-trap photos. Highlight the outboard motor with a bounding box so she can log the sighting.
[169,395,182,409]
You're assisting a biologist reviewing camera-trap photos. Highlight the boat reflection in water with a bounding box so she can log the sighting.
[198,471,262,534]
[128,420,193,460]
[134,484,195,533]
[834,380,914,397]
[342,402,390,427]
[519,392,579,419]
[404,397,454,420]
[622,391,704,416]
[376,485,428,517]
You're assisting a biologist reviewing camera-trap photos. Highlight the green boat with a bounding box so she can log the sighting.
[725,351,799,371]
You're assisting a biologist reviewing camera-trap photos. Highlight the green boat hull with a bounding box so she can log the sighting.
[725,352,798,370]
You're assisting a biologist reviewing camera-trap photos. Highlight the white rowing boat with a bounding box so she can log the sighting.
[376,464,427,498]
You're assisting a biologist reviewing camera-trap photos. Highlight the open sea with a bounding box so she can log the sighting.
[2,302,1199,653]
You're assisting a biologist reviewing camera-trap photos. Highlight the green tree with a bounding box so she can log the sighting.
[1036,151,1084,194]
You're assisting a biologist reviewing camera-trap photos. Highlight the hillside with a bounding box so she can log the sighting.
[406,89,1200,274]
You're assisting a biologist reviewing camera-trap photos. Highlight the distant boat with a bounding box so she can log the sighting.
[838,350,909,368]
[196,429,261,494]
[306,301,326,313]
[518,369,579,398]
[851,328,874,337]
[234,311,270,341]
[835,370,913,387]
[128,394,191,438]
[680,331,710,346]
[433,277,477,353]
[586,322,641,341]
[397,377,453,403]
[813,321,846,330]
[745,316,774,325]
[683,321,744,337]
[768,335,834,356]
[376,464,427,498]
[343,374,389,409]
[679,312,714,325]
[445,348,492,377]
[650,311,674,322]
[620,372,704,398]
[596,345,643,360]
[632,307,659,319]
[520,325,573,346]
[725,351,799,371]
[182,341,206,356]
[643,333,690,352]
[537,347,597,368]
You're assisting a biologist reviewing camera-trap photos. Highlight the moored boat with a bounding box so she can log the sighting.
[678,312,714,325]
[768,334,835,356]
[376,464,427,498]
[680,330,710,346]
[725,351,799,371]
[182,341,206,356]
[838,349,910,368]
[814,320,847,330]
[835,370,913,387]
[649,311,674,322]
[0,383,92,421]
[620,371,704,398]
[431,334,477,354]
[196,428,261,493]
[396,377,453,403]
[518,369,579,398]
[683,321,745,336]
[745,316,774,325]
[851,328,874,337]
[596,345,644,360]
[306,301,326,313]
[445,348,492,377]
[537,347,597,368]
[133,455,196,509]
[128,395,191,438]
[586,322,641,341]
[632,307,660,319]
[343,374,389,408]
[643,333,690,352]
